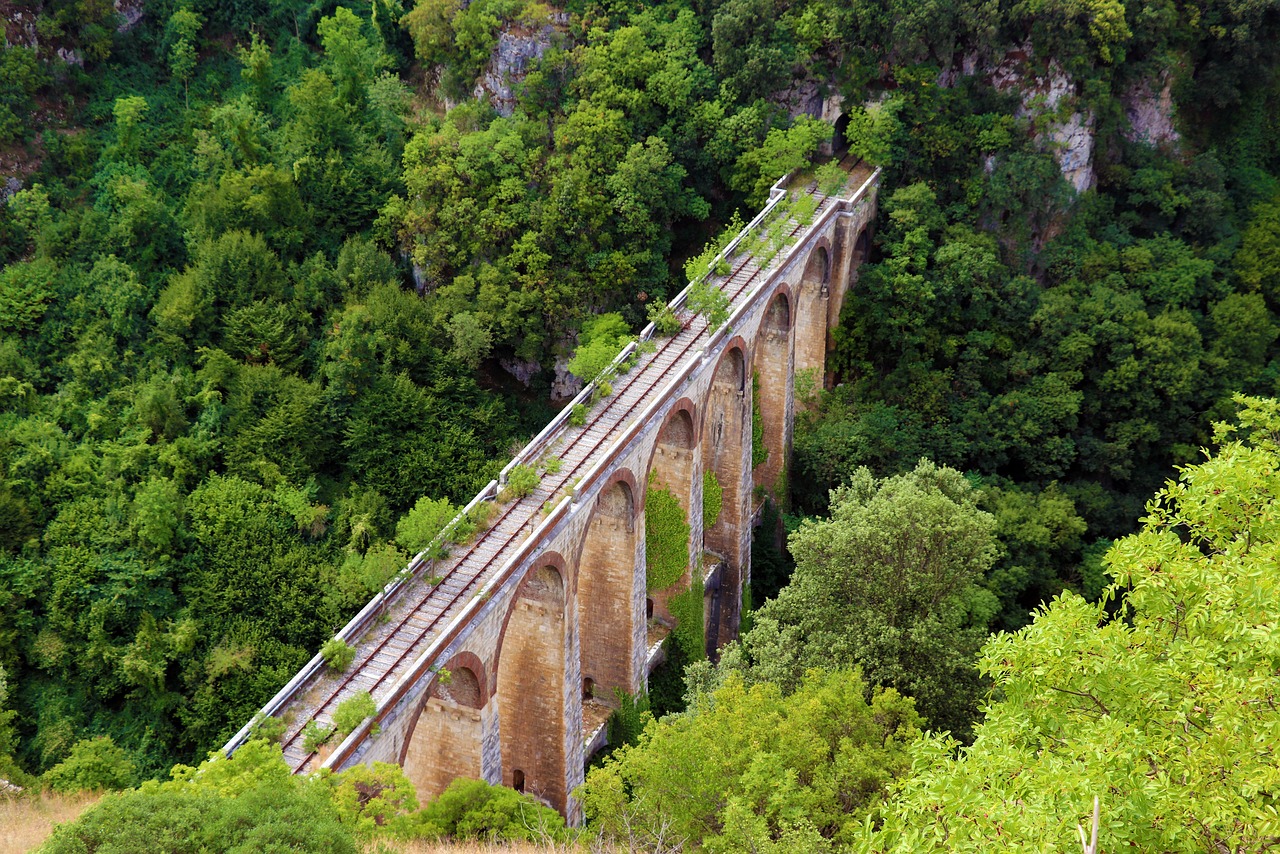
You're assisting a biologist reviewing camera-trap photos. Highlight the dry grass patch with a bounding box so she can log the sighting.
[0,791,101,854]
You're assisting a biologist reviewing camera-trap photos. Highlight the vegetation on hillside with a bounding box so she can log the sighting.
[2,0,1280,847]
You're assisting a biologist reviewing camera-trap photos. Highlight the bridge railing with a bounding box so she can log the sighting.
[221,478,500,756]
[312,165,881,774]
[496,170,796,484]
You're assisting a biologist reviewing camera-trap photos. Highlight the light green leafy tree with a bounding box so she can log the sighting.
[861,394,1280,853]
[580,669,921,853]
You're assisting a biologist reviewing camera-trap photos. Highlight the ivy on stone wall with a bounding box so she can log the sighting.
[751,372,768,469]
[702,470,722,531]
[645,479,690,592]
[669,586,705,664]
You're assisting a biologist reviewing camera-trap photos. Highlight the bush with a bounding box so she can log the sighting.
[44,736,138,793]
[395,496,458,555]
[568,313,633,383]
[333,692,377,735]
[647,302,683,336]
[302,720,335,754]
[501,464,540,501]
[409,777,568,842]
[688,281,731,332]
[321,638,357,672]
[569,404,589,427]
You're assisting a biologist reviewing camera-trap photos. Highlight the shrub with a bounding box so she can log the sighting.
[409,777,568,842]
[647,302,682,336]
[501,464,539,502]
[44,736,138,793]
[543,456,563,474]
[688,281,731,332]
[568,313,633,383]
[249,714,288,744]
[302,720,335,754]
[333,692,377,736]
[321,638,357,672]
[395,496,457,555]
[569,403,589,427]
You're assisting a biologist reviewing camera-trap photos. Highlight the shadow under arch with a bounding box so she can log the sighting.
[400,650,492,802]
[575,468,644,707]
[495,558,570,813]
[699,340,751,654]
[753,289,794,497]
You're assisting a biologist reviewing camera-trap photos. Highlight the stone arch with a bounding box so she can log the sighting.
[753,290,794,497]
[796,241,833,388]
[575,470,644,709]
[833,113,851,153]
[643,399,701,631]
[496,561,570,812]
[401,651,493,802]
[854,227,871,262]
[699,342,750,654]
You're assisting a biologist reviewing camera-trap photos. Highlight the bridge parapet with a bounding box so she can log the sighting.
[224,158,881,820]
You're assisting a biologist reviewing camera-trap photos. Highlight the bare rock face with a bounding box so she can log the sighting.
[775,78,824,120]
[989,47,1096,194]
[4,8,41,50]
[114,0,146,33]
[1123,74,1179,147]
[551,351,582,401]
[500,356,541,386]
[474,22,562,117]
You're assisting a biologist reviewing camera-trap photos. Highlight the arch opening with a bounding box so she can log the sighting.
[577,477,642,709]
[402,658,489,803]
[497,563,568,812]
[753,293,794,498]
[701,345,750,654]
[833,113,850,153]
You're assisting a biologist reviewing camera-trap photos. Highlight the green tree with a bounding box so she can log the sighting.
[166,5,204,105]
[580,669,922,852]
[721,460,998,737]
[43,736,138,792]
[861,395,1280,852]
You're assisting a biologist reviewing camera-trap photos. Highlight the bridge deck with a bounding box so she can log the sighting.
[243,156,875,773]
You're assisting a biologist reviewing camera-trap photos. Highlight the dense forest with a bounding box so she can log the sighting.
[2,0,1279,847]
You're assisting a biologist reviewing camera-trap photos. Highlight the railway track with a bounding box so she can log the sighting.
[260,160,875,771]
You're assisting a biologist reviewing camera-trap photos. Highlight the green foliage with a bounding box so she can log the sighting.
[862,396,1280,852]
[320,638,357,673]
[39,741,357,853]
[732,116,831,207]
[687,281,731,332]
[324,762,418,838]
[395,496,458,556]
[669,586,705,663]
[580,670,922,852]
[568,313,634,384]
[647,302,683,336]
[723,460,998,738]
[702,470,723,530]
[0,45,46,144]
[605,689,653,750]
[43,736,138,793]
[333,691,377,735]
[302,721,335,754]
[569,404,589,427]
[751,371,768,468]
[501,463,540,502]
[644,483,689,592]
[408,777,569,842]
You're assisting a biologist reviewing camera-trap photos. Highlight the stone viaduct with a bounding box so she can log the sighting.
[224,158,881,822]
